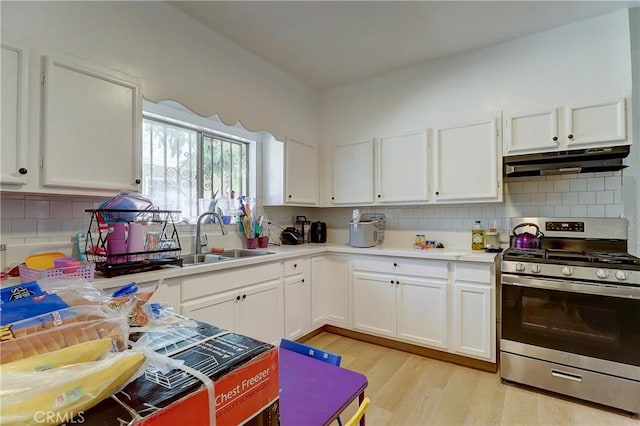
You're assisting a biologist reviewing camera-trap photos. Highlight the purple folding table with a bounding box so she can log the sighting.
[279,347,368,426]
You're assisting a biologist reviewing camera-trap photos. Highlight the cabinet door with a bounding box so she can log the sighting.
[238,278,283,346]
[352,272,396,337]
[181,289,239,332]
[1,40,29,186]
[377,131,429,203]
[261,136,285,206]
[285,137,318,205]
[41,54,141,191]
[451,282,493,361]
[433,116,501,203]
[564,98,627,148]
[311,254,350,328]
[396,276,448,349]
[283,273,310,340]
[332,140,374,204]
[503,107,559,155]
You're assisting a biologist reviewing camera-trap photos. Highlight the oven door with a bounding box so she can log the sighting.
[501,273,640,368]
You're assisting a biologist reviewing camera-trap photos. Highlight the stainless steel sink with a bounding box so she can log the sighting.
[180,249,274,266]
[220,249,274,258]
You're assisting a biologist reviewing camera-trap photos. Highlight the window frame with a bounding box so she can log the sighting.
[141,111,255,222]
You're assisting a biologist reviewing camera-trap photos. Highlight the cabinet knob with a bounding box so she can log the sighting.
[393,262,398,267]
[331,196,335,200]
[301,278,305,283]
[552,136,558,141]
[568,134,574,139]
[293,263,297,268]
[435,191,439,195]
[18,168,28,175]
[135,179,141,184]
[236,295,241,301]
[242,294,247,300]
[288,194,292,198]
[377,194,381,198]
[390,280,395,284]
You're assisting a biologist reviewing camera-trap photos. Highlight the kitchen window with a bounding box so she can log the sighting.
[142,115,251,222]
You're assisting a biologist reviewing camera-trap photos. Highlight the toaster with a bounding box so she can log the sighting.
[281,227,304,245]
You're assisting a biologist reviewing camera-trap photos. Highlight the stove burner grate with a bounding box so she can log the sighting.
[503,248,640,266]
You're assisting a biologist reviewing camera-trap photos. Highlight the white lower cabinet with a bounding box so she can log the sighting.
[181,263,283,346]
[450,262,495,362]
[352,257,448,349]
[352,272,396,337]
[283,258,311,340]
[310,254,351,328]
[175,252,495,364]
[397,275,448,350]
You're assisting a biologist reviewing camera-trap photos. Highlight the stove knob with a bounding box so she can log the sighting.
[515,263,525,272]
[561,266,574,276]
[530,264,541,273]
[596,269,610,279]
[615,270,628,281]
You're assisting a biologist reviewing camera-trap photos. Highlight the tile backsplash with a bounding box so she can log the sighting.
[265,172,626,235]
[0,171,627,249]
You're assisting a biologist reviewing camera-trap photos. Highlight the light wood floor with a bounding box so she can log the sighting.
[304,332,639,426]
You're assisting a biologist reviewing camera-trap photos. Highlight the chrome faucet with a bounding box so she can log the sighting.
[195,211,227,254]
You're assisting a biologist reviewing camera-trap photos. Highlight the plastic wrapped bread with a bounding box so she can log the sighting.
[0,350,146,425]
[0,305,128,364]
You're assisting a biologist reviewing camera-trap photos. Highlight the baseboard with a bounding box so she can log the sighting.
[301,325,498,373]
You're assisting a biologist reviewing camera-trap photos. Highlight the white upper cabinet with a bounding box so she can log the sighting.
[564,98,627,148]
[433,116,502,203]
[503,107,559,155]
[376,131,429,203]
[285,137,318,205]
[41,54,141,191]
[1,39,29,186]
[262,136,318,206]
[503,97,629,156]
[331,139,374,204]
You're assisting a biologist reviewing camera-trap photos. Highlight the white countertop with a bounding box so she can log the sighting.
[4,243,499,291]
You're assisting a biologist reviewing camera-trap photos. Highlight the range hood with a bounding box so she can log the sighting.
[504,145,630,178]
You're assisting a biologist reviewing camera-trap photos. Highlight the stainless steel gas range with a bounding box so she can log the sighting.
[500,217,640,414]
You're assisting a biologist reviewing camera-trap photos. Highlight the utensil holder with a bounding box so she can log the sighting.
[258,236,269,248]
[246,238,257,249]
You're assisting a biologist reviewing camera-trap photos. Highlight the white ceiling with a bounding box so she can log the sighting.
[170,1,638,91]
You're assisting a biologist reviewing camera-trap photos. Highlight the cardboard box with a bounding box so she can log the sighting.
[83,321,279,426]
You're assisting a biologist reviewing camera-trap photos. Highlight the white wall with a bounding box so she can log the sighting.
[319,9,631,141]
[0,1,319,144]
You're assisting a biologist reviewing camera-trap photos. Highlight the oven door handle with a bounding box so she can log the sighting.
[501,274,640,299]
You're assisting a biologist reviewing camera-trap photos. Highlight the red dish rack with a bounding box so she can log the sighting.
[84,209,183,278]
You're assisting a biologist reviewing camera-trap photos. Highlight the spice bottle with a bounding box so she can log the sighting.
[471,220,485,250]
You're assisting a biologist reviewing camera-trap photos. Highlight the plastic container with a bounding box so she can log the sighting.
[18,263,96,282]
[52,257,76,268]
[0,244,7,281]
[246,238,258,249]
[1,244,7,272]
[486,223,500,248]
[472,220,485,250]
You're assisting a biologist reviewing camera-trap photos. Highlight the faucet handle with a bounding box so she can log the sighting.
[199,233,208,248]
